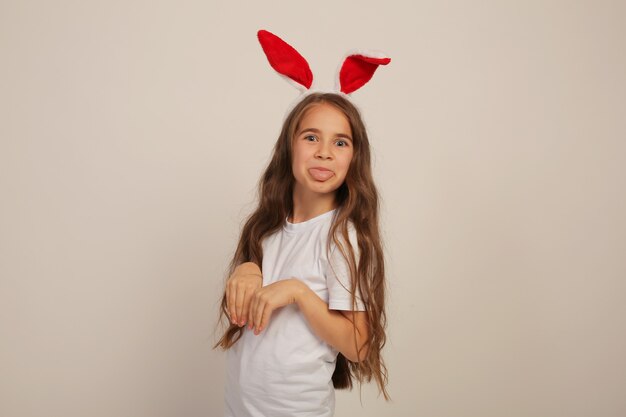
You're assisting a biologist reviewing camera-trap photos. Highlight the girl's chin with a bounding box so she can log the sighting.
[294,181,338,195]
[294,174,344,192]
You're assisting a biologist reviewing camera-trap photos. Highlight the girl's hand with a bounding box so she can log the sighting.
[226,262,263,327]
[248,278,305,335]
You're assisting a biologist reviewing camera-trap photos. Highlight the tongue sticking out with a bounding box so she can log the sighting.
[309,168,334,181]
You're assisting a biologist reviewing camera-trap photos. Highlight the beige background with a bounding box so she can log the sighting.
[1,1,625,416]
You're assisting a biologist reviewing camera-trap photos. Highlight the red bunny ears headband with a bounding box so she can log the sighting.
[257,29,391,117]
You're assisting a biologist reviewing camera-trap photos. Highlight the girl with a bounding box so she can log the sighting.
[214,30,391,417]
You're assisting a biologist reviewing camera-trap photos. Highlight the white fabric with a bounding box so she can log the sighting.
[224,208,366,417]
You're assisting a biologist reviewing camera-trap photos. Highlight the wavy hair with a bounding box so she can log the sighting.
[212,92,390,401]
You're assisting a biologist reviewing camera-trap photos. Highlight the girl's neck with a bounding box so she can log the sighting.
[289,199,337,224]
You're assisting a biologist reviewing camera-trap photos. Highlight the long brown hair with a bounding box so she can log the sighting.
[212,92,390,401]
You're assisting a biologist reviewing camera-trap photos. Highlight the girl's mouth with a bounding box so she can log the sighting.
[308,168,335,181]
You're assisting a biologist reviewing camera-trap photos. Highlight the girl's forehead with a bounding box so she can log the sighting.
[297,104,351,134]
[302,102,344,119]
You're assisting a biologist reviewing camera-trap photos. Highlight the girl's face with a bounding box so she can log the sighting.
[291,103,354,200]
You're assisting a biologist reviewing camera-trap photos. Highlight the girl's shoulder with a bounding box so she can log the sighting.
[327,218,358,253]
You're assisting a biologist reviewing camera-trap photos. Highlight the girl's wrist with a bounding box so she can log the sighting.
[237,262,261,274]
[291,278,309,305]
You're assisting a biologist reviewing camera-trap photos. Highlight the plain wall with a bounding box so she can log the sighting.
[1,1,625,416]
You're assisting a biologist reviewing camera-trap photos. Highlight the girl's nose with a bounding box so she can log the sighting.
[315,150,331,160]
[315,142,332,159]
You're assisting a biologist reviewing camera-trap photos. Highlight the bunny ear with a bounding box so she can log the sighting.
[336,50,391,94]
[257,29,313,91]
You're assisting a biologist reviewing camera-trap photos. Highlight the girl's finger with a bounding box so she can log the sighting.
[225,285,230,315]
[235,284,246,326]
[248,292,258,330]
[253,295,267,335]
[258,303,272,334]
[241,287,255,326]
[227,281,237,324]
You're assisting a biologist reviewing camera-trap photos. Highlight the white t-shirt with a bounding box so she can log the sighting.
[224,208,366,417]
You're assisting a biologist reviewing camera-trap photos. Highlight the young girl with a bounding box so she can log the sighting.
[214,29,391,417]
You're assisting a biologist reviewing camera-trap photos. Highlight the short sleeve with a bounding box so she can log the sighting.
[325,222,367,311]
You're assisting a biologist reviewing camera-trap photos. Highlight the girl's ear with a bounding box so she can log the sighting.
[257,29,314,92]
[335,50,391,95]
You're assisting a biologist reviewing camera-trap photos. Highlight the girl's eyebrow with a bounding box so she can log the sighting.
[298,127,353,141]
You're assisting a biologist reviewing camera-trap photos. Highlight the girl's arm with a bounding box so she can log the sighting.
[294,280,369,363]
[247,278,369,362]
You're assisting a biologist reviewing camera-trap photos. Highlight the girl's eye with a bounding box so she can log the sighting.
[303,135,350,147]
